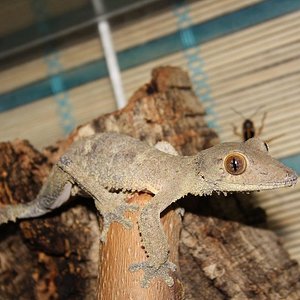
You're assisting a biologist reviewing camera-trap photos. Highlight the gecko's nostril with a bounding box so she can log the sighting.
[285,170,298,186]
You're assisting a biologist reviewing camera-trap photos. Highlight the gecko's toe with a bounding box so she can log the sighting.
[129,260,176,288]
[123,203,139,212]
[118,216,132,229]
[111,202,139,228]
[100,204,139,242]
[166,261,177,272]
[100,213,133,242]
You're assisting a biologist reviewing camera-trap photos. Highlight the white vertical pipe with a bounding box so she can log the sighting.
[92,0,126,108]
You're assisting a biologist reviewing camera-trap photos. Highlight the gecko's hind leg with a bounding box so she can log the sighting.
[0,165,73,225]
[93,189,139,242]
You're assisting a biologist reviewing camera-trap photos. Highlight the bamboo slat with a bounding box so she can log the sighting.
[68,77,116,123]
[187,0,262,24]
[113,0,261,52]
[0,57,47,93]
[210,72,300,108]
[0,32,102,94]
[206,41,300,84]
[202,10,300,56]
[211,57,300,97]
[112,6,177,49]
[58,33,103,70]
[0,77,115,149]
[0,0,266,95]
[0,97,63,148]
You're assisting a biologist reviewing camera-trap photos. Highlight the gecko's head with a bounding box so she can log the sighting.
[196,138,297,193]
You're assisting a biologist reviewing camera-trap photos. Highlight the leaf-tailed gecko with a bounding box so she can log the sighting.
[0,132,297,287]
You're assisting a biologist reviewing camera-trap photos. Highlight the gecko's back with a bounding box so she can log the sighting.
[58,132,182,194]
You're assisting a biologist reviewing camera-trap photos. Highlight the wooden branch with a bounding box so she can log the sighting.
[97,194,183,299]
[0,66,299,299]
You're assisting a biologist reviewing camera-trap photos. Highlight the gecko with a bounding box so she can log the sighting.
[0,132,297,288]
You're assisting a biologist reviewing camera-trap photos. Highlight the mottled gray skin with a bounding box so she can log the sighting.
[0,132,297,288]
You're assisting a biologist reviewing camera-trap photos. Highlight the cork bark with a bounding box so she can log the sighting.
[0,66,299,299]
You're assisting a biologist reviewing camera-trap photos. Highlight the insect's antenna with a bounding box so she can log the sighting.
[250,105,266,119]
[231,107,246,120]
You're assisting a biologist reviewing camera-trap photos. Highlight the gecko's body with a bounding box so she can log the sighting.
[0,132,297,287]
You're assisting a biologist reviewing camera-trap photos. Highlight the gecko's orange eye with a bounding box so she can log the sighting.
[224,153,247,175]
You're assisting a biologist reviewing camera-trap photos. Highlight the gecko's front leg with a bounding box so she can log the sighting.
[92,188,139,242]
[129,188,182,288]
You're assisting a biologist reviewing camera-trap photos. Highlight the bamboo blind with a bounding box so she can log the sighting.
[0,77,116,148]
[113,0,262,52]
[0,0,261,95]
[0,31,103,95]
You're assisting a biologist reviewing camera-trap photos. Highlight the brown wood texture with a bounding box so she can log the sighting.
[180,214,300,300]
[97,194,183,300]
[0,66,299,299]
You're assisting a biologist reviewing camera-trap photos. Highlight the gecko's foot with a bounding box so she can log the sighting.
[100,203,139,242]
[129,260,176,288]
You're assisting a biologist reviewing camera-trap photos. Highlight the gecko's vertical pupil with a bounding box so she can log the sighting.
[264,142,269,152]
[231,158,239,171]
[224,153,247,175]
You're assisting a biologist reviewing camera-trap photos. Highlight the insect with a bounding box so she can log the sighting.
[231,106,283,143]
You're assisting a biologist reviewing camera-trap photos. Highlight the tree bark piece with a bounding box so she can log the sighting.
[0,66,299,299]
[0,139,50,205]
[180,213,300,300]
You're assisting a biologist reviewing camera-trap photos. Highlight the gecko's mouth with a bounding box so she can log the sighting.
[271,174,298,187]
[244,175,298,191]
[210,174,297,194]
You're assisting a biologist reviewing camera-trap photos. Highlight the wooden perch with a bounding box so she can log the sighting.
[97,194,183,299]
[0,66,300,299]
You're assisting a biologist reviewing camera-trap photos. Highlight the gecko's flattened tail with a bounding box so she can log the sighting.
[0,201,49,224]
[0,203,27,224]
[0,165,73,225]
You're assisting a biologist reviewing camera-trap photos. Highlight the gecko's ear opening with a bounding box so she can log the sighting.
[245,138,269,153]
